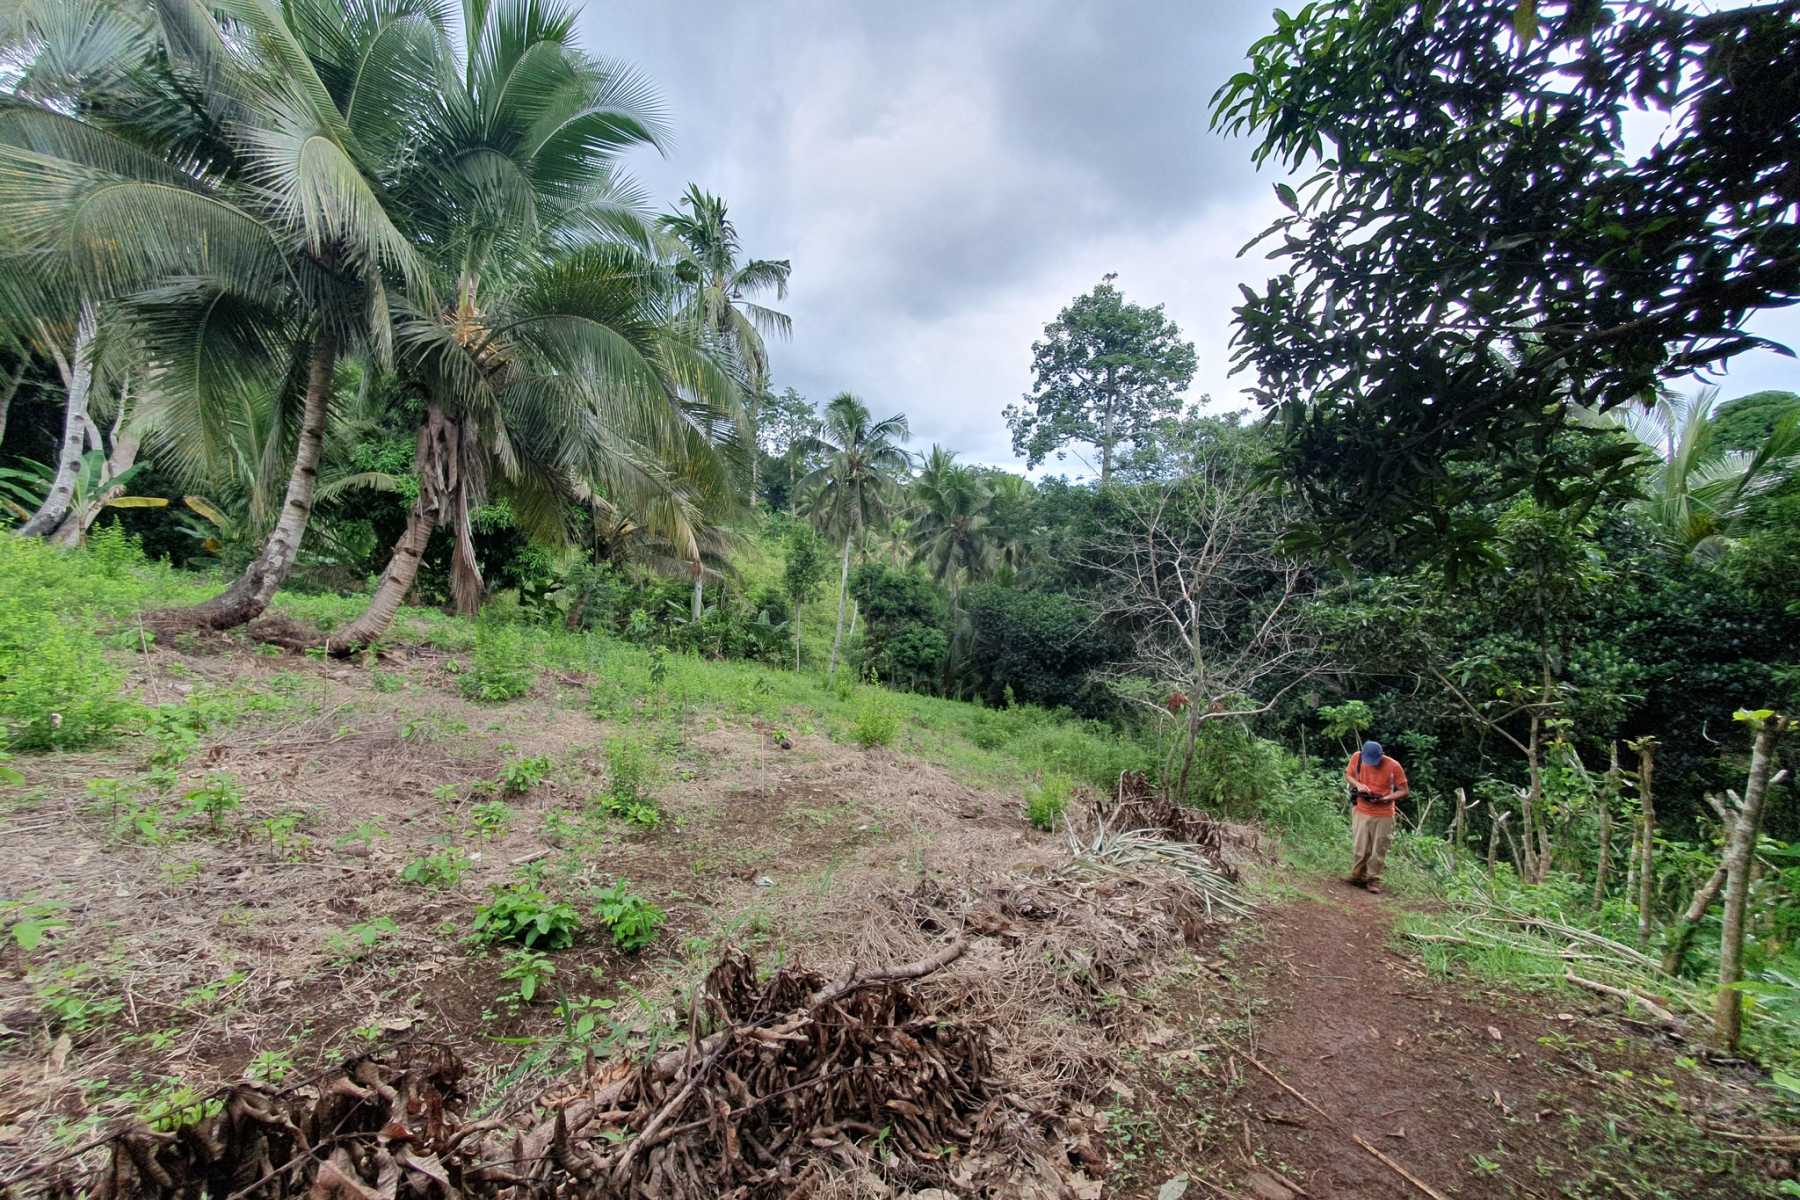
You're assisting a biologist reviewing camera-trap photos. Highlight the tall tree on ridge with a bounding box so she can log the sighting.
[1004,274,1196,487]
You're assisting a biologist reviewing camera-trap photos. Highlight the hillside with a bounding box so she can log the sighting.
[1,539,1794,1199]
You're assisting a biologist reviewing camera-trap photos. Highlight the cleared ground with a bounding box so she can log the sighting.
[0,612,1792,1198]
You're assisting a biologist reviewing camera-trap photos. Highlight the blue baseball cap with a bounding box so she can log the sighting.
[1362,741,1383,765]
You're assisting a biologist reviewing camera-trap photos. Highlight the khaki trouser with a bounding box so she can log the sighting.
[1350,809,1395,883]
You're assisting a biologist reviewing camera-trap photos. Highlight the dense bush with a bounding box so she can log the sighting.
[848,563,948,689]
[960,584,1119,716]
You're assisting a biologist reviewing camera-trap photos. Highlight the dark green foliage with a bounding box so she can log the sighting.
[1713,391,1800,456]
[1003,274,1198,485]
[960,584,1118,716]
[1213,0,1800,571]
[847,563,948,689]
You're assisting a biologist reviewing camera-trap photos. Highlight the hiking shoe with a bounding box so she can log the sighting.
[1364,882,1384,895]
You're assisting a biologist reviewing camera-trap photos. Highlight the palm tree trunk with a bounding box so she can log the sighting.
[328,490,438,653]
[691,571,703,621]
[826,530,853,680]
[0,358,26,449]
[180,332,337,629]
[17,301,98,537]
[51,377,137,547]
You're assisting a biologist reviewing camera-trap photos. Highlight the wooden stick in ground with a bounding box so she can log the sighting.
[1351,1134,1453,1200]
[1240,1053,1451,1200]
[1563,970,1676,1024]
[1633,737,1657,948]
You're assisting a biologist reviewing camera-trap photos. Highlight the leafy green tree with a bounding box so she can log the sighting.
[960,583,1119,714]
[1712,391,1800,456]
[1004,274,1196,486]
[909,446,992,587]
[1213,0,1800,571]
[847,562,948,692]
[795,393,910,680]
[758,386,821,509]
[781,520,827,669]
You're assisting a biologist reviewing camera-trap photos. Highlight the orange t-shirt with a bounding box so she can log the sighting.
[1346,754,1407,817]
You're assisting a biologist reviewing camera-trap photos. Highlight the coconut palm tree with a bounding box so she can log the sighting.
[659,185,790,508]
[1601,388,1800,558]
[909,445,992,587]
[326,3,743,648]
[659,185,791,390]
[796,393,910,680]
[984,471,1039,579]
[0,0,438,631]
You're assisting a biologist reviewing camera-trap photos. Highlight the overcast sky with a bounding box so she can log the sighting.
[596,1,1800,477]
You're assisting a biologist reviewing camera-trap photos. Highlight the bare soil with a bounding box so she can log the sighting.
[1195,883,1793,1200]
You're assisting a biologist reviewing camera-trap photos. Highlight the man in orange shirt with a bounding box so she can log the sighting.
[1345,740,1408,894]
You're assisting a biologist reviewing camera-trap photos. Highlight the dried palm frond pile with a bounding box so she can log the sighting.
[1106,770,1240,866]
[32,941,1013,1200]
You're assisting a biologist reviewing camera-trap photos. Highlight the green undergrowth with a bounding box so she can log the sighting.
[1,533,1150,799]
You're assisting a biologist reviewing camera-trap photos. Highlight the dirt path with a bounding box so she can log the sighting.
[1222,883,1772,1200]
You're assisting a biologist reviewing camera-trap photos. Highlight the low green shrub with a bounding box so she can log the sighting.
[500,754,554,795]
[598,736,661,827]
[1025,772,1075,831]
[400,847,472,888]
[500,948,556,1003]
[474,882,580,950]
[179,773,243,832]
[468,799,513,839]
[460,622,536,702]
[849,689,901,748]
[0,538,131,750]
[593,880,664,952]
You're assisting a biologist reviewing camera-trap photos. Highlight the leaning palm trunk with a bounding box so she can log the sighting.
[328,407,459,651]
[180,333,337,629]
[51,377,139,547]
[330,493,437,652]
[17,301,98,537]
[826,528,853,680]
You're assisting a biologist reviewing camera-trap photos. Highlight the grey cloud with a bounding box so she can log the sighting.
[596,3,1797,470]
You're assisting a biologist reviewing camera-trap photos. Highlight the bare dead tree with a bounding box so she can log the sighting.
[1074,467,1328,805]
